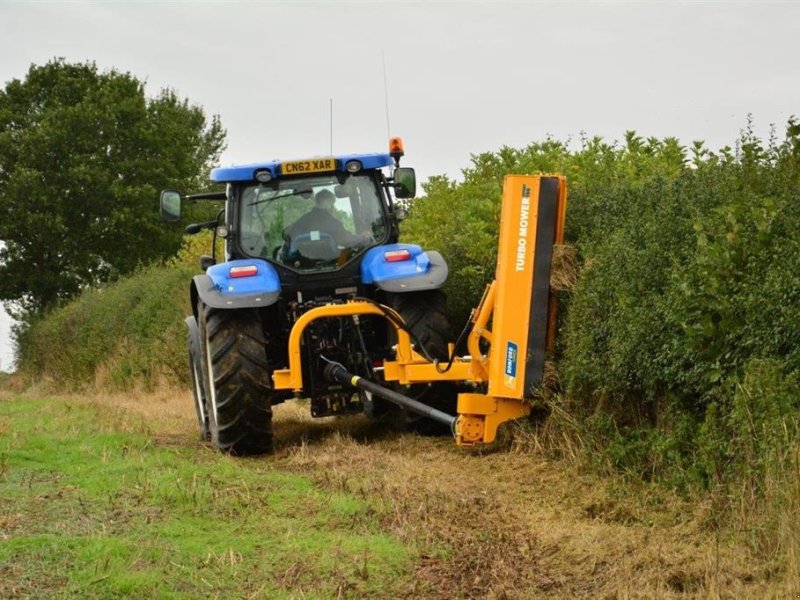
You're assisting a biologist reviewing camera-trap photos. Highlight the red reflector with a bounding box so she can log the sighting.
[229,265,258,278]
[384,249,411,262]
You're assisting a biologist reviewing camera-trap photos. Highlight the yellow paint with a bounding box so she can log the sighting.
[465,281,495,382]
[382,359,477,385]
[455,393,531,445]
[272,301,415,391]
[486,175,542,400]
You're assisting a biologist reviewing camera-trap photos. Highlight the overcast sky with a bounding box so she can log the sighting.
[1,1,799,370]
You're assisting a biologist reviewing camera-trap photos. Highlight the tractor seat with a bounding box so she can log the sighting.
[287,231,339,264]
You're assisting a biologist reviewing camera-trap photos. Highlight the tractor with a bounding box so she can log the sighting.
[161,139,567,455]
[161,138,455,454]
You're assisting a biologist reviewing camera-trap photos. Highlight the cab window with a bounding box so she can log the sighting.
[238,172,388,271]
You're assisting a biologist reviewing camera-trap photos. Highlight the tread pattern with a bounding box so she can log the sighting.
[384,290,452,360]
[382,290,458,433]
[200,304,274,455]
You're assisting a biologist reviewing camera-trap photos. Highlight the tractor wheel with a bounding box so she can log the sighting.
[383,289,452,360]
[187,322,209,441]
[199,303,274,455]
[381,289,458,434]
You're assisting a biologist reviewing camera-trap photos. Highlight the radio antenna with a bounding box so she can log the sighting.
[382,51,391,139]
[329,98,333,154]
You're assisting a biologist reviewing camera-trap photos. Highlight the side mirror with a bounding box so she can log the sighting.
[394,167,416,199]
[160,189,182,222]
[199,255,216,270]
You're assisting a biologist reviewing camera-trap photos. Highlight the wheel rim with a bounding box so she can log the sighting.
[191,357,206,428]
[204,329,219,432]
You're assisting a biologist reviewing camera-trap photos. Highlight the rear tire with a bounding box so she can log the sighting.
[381,289,458,434]
[199,303,274,455]
[383,289,452,360]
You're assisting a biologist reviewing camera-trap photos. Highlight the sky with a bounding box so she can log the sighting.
[0,1,799,370]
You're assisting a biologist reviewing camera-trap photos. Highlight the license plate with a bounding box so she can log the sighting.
[281,157,336,175]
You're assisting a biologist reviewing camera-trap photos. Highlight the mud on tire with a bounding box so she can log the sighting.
[199,304,274,455]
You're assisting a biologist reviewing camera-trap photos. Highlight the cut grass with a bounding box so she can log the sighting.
[0,395,412,598]
[2,389,795,598]
[271,402,788,598]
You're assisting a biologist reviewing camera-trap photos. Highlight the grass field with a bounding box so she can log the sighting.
[0,389,793,598]
[0,393,411,598]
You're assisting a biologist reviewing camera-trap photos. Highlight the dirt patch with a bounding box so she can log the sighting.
[0,562,69,599]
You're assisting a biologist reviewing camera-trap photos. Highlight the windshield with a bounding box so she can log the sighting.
[238,172,388,271]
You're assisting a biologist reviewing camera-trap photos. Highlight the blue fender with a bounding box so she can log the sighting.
[194,259,281,310]
[361,243,448,293]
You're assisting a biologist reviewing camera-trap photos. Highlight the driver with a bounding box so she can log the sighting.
[284,189,370,247]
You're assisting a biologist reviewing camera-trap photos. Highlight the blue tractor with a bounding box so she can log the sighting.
[161,138,454,454]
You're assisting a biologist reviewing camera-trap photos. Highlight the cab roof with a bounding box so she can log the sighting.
[210,152,393,183]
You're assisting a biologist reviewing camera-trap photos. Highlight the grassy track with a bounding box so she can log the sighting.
[0,395,411,598]
[1,389,792,598]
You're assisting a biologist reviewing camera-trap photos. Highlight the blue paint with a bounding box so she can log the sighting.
[211,153,393,183]
[206,259,281,296]
[360,244,432,284]
[505,342,518,378]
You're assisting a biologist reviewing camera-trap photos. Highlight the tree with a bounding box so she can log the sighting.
[0,59,226,314]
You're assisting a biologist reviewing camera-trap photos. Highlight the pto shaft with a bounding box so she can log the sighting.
[323,363,457,428]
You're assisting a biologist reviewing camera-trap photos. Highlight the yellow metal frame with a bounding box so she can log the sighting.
[271,174,567,447]
[382,276,534,446]
[271,298,491,391]
[455,394,531,446]
[272,301,416,391]
[270,282,522,447]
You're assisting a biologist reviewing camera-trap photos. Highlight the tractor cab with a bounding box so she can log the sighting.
[220,147,416,303]
[236,169,390,272]
[163,138,416,283]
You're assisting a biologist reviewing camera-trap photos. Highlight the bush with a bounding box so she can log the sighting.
[15,232,217,391]
[402,133,692,326]
[698,359,800,561]
[403,117,800,492]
